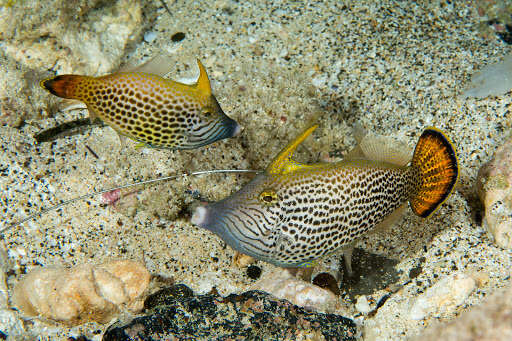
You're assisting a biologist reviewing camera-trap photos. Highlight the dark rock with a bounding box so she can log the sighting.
[171,32,185,42]
[313,272,341,296]
[103,285,357,341]
[143,283,194,310]
[246,265,262,280]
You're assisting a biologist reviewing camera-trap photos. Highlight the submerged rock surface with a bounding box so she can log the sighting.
[103,284,357,341]
[477,136,512,249]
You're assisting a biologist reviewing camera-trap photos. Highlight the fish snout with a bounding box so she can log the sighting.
[224,117,241,138]
[191,205,208,227]
[232,120,242,137]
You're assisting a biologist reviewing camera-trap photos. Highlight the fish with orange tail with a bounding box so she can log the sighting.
[192,125,458,269]
[40,59,240,149]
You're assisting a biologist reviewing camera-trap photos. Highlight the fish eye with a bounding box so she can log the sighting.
[202,109,212,117]
[258,190,278,206]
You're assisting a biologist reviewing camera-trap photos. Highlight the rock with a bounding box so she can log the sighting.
[355,295,371,314]
[0,51,57,126]
[250,268,339,313]
[462,53,512,98]
[0,271,7,309]
[415,280,512,341]
[0,0,148,125]
[103,284,357,341]
[477,137,512,249]
[409,273,476,320]
[0,0,144,75]
[0,309,26,339]
[12,260,150,325]
[143,284,194,310]
[233,251,256,267]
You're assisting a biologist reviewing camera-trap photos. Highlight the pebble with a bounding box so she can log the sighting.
[250,268,338,313]
[355,295,371,314]
[143,31,157,43]
[409,273,476,320]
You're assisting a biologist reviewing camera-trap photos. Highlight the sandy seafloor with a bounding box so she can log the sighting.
[1,0,512,339]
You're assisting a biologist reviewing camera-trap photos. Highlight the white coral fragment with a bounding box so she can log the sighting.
[12,260,150,325]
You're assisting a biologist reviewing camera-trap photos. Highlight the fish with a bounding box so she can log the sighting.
[191,125,459,269]
[40,59,240,150]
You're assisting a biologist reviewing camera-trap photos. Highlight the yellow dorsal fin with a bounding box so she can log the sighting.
[195,59,212,96]
[267,125,318,175]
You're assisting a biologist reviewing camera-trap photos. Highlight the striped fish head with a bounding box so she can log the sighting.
[182,92,240,149]
[176,59,240,149]
[192,173,294,266]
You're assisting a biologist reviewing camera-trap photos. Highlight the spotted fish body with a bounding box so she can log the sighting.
[192,126,458,268]
[41,60,239,149]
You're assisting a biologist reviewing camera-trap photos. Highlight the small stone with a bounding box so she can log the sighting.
[171,32,186,42]
[409,273,476,320]
[355,295,371,314]
[144,284,194,310]
[477,137,512,249]
[0,271,8,309]
[311,74,327,88]
[246,265,262,280]
[250,268,338,312]
[233,251,255,267]
[143,31,157,43]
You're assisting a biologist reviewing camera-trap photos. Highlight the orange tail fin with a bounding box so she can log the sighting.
[40,75,88,100]
[410,128,458,218]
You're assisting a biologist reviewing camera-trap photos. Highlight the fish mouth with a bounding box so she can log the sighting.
[191,205,209,227]
[232,120,242,137]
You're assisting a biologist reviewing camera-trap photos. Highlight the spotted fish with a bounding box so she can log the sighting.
[192,125,458,268]
[40,59,239,149]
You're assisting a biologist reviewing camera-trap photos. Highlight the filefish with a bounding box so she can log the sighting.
[40,59,240,149]
[192,125,458,268]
